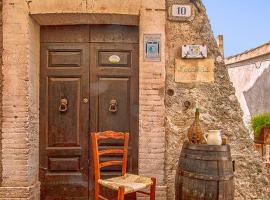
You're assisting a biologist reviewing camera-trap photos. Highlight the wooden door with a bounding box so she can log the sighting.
[40,43,90,199]
[89,40,139,178]
[39,25,139,200]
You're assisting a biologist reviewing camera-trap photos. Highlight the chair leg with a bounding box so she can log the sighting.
[95,183,100,200]
[118,186,125,200]
[150,177,156,200]
[126,192,137,200]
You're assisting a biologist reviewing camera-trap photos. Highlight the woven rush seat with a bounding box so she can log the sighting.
[98,173,153,194]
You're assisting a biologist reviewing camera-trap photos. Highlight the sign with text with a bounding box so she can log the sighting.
[172,5,192,18]
[175,59,214,83]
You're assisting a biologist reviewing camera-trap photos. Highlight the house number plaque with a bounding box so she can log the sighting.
[172,5,192,17]
[169,4,193,21]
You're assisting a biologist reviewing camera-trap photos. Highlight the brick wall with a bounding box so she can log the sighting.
[139,8,167,199]
[0,0,3,186]
[2,0,30,187]
[0,0,40,198]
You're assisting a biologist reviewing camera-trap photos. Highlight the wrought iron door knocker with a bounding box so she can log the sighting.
[59,98,68,113]
[109,99,118,113]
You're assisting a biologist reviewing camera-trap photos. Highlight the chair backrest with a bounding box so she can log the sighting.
[91,131,129,181]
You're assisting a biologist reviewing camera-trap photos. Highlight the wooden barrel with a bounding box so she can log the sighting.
[175,142,235,200]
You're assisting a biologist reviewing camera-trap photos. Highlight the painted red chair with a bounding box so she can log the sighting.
[91,131,156,200]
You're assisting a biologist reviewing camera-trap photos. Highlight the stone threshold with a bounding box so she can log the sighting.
[0,182,40,199]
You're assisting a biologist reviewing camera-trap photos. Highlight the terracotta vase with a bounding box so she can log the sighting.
[254,125,270,144]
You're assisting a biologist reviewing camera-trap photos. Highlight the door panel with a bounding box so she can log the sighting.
[48,51,82,67]
[90,43,139,179]
[98,51,131,67]
[41,25,90,43]
[89,25,139,43]
[40,43,89,200]
[98,77,130,131]
[48,78,81,147]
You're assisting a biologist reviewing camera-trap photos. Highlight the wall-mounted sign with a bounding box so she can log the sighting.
[182,45,207,59]
[172,5,192,17]
[144,34,161,62]
[175,58,214,83]
[169,4,193,21]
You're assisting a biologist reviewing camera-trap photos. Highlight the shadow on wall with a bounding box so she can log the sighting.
[244,66,270,116]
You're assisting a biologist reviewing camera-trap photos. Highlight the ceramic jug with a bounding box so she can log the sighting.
[204,130,222,145]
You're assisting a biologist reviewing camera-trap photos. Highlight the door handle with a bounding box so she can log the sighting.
[59,98,68,113]
[109,99,118,113]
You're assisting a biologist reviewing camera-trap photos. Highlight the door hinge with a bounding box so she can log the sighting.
[39,167,48,171]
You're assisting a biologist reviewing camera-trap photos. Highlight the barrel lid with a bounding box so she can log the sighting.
[183,142,231,152]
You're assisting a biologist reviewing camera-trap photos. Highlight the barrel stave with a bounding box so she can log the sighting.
[175,143,234,200]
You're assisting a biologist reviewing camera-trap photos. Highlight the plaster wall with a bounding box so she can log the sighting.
[228,60,270,126]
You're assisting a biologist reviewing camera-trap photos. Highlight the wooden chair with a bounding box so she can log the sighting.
[91,131,156,200]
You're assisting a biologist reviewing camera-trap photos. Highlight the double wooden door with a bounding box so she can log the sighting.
[39,25,139,200]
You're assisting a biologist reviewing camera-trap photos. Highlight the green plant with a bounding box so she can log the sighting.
[251,113,270,137]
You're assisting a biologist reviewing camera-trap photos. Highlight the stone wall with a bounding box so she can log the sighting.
[165,0,269,199]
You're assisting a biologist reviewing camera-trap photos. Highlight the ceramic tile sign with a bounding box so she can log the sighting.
[144,34,161,62]
[169,4,193,21]
[172,5,192,17]
[182,45,207,59]
[175,58,214,83]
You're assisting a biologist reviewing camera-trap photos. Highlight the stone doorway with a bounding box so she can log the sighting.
[39,25,139,199]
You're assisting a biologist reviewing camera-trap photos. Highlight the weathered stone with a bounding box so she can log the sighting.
[165,0,269,199]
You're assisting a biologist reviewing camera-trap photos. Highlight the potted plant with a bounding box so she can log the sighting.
[251,113,270,144]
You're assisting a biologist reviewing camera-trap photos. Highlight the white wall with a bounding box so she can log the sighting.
[228,60,270,128]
